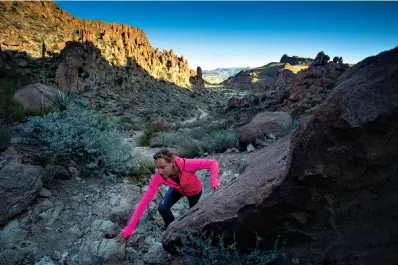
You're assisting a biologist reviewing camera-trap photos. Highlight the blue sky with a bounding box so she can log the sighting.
[56,1,398,70]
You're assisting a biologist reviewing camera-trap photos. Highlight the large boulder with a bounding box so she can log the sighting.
[0,163,44,225]
[162,46,398,264]
[162,136,291,253]
[13,83,56,109]
[238,111,292,149]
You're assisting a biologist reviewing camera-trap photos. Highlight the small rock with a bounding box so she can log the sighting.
[52,250,61,261]
[69,160,77,167]
[126,247,139,260]
[69,167,80,178]
[143,242,170,264]
[247,143,255,152]
[0,219,27,243]
[39,188,52,198]
[267,133,277,140]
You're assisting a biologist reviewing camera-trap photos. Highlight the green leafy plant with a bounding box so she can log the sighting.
[136,126,154,147]
[44,88,75,111]
[14,105,138,175]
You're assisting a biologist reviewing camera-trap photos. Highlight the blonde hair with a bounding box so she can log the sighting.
[153,148,174,163]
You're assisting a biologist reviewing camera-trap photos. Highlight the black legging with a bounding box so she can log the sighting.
[158,188,202,228]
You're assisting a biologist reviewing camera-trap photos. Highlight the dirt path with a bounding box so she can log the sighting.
[180,108,208,125]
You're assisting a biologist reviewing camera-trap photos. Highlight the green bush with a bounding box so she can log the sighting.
[188,127,207,140]
[136,126,153,147]
[176,139,205,158]
[177,232,280,265]
[170,129,238,157]
[205,130,238,153]
[14,105,138,174]
[129,149,155,184]
[158,132,185,147]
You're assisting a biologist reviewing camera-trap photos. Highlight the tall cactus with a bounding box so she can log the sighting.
[42,40,46,59]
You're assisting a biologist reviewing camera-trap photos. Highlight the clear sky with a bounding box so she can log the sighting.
[55,1,398,70]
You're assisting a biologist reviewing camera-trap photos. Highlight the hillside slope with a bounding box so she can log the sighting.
[0,1,194,87]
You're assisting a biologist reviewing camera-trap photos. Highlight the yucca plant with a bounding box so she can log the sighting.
[44,88,75,112]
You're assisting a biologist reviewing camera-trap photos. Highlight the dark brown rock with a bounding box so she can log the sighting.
[162,46,398,264]
[311,51,330,66]
[238,111,292,149]
[162,136,291,254]
[282,51,349,115]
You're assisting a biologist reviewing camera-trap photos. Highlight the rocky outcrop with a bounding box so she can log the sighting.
[55,41,108,92]
[282,51,349,116]
[162,46,398,264]
[311,51,330,66]
[0,1,193,88]
[280,54,313,65]
[189,66,205,92]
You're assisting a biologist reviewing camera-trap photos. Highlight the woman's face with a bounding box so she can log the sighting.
[155,158,175,178]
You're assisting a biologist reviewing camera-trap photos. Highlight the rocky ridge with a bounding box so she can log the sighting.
[0,1,194,88]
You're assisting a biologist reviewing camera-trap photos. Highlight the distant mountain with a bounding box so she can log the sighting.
[222,55,313,90]
[202,67,250,84]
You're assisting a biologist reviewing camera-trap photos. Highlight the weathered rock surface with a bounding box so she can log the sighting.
[238,111,292,149]
[0,1,193,88]
[0,163,44,225]
[162,46,398,264]
[13,83,58,109]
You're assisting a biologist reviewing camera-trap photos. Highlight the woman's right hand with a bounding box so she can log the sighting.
[115,233,129,246]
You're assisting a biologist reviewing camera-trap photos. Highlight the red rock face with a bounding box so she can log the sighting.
[0,1,194,88]
[162,46,398,264]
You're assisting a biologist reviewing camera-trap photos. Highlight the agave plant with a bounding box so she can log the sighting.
[44,88,75,112]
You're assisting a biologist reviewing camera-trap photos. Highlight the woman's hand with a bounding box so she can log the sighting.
[115,233,129,246]
[212,184,222,192]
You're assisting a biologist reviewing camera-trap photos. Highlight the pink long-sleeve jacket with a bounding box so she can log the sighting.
[120,156,219,238]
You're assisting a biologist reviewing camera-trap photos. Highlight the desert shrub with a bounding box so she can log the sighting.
[129,148,155,183]
[44,88,75,111]
[204,130,238,153]
[136,126,153,147]
[158,132,185,147]
[188,127,207,140]
[176,139,205,158]
[167,128,238,157]
[177,232,281,265]
[14,105,138,175]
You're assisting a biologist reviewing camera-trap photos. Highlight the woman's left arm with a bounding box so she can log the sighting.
[184,158,220,189]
